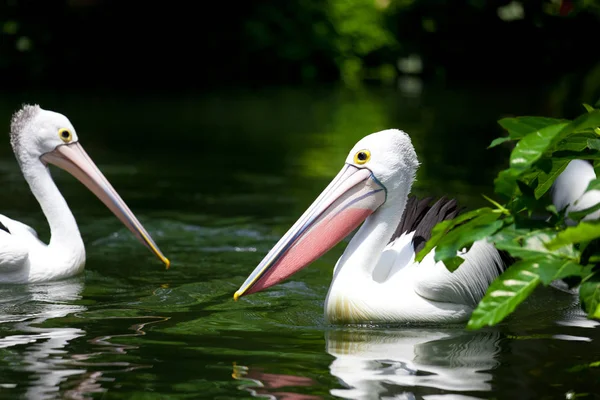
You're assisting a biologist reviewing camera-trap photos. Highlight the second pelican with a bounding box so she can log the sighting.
[234,129,512,324]
[0,104,169,284]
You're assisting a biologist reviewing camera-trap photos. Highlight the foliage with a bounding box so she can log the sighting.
[243,0,397,87]
[416,103,600,329]
[1,1,599,89]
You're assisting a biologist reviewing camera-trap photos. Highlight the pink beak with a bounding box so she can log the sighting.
[41,142,170,268]
[234,164,386,300]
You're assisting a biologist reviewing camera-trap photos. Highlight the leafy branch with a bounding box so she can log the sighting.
[417,104,600,329]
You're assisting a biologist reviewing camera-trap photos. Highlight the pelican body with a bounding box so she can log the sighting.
[0,105,169,284]
[234,129,511,324]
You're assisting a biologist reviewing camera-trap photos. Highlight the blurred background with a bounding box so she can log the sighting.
[0,0,599,226]
[0,0,599,93]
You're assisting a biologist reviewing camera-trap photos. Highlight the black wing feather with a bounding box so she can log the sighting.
[390,195,514,273]
[391,195,461,253]
[0,221,10,234]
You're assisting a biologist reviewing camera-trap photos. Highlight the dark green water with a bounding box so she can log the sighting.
[0,83,598,399]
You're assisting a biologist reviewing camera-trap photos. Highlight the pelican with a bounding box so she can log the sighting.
[0,104,169,284]
[233,129,516,324]
[551,159,600,225]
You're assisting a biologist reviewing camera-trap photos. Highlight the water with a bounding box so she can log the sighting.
[0,83,598,399]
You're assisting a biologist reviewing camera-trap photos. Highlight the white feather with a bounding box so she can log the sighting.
[551,160,600,224]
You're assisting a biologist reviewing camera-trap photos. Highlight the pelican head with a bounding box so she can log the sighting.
[234,129,419,299]
[343,129,419,199]
[9,104,170,268]
[11,106,81,164]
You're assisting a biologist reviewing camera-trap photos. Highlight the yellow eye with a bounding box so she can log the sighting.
[353,149,371,165]
[58,128,72,143]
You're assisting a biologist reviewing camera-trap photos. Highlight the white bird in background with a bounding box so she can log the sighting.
[551,159,600,224]
[0,104,169,284]
[234,129,588,324]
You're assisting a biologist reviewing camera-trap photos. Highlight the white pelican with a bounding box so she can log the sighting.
[0,104,169,284]
[233,129,514,324]
[551,159,600,225]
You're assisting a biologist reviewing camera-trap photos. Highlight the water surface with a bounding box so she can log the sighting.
[0,83,598,399]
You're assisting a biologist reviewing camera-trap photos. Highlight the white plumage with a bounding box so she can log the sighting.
[0,105,168,283]
[551,159,600,224]
[235,129,511,324]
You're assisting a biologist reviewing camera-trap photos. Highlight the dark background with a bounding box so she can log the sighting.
[1,0,599,208]
[0,0,598,101]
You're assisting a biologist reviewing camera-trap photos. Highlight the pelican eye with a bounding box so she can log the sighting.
[58,128,72,143]
[354,149,371,165]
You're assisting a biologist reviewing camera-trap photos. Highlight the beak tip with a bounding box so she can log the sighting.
[164,257,171,269]
[233,291,242,301]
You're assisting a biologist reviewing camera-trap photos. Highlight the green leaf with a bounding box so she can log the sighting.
[488,136,512,149]
[585,178,600,193]
[481,194,508,214]
[546,222,600,250]
[534,259,588,285]
[487,227,584,285]
[553,132,600,153]
[546,203,559,216]
[550,152,600,162]
[588,139,600,150]
[433,214,504,264]
[567,202,600,222]
[492,227,577,260]
[569,109,600,133]
[467,260,541,330]
[579,273,600,319]
[442,255,465,272]
[552,110,600,146]
[509,123,569,172]
[494,168,521,199]
[533,159,571,199]
[583,103,595,113]
[555,134,593,152]
[498,116,567,139]
[415,207,495,263]
[516,179,536,197]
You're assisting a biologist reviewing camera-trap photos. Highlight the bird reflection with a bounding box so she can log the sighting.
[232,363,323,400]
[325,328,502,399]
[0,278,168,399]
[62,315,168,399]
[0,278,87,399]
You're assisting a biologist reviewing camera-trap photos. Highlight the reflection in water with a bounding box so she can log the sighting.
[0,279,86,399]
[326,328,501,399]
[62,314,169,400]
[0,279,169,399]
[233,363,323,400]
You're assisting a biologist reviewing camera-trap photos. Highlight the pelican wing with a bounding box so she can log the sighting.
[0,228,29,272]
[390,196,513,308]
[391,196,461,251]
[0,220,8,234]
[413,240,511,307]
[0,215,38,239]
[0,215,37,273]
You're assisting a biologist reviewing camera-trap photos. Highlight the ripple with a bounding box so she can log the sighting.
[326,328,501,395]
[197,246,257,253]
[551,334,592,342]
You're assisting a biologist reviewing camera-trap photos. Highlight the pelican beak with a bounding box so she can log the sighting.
[234,164,386,300]
[41,142,170,268]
